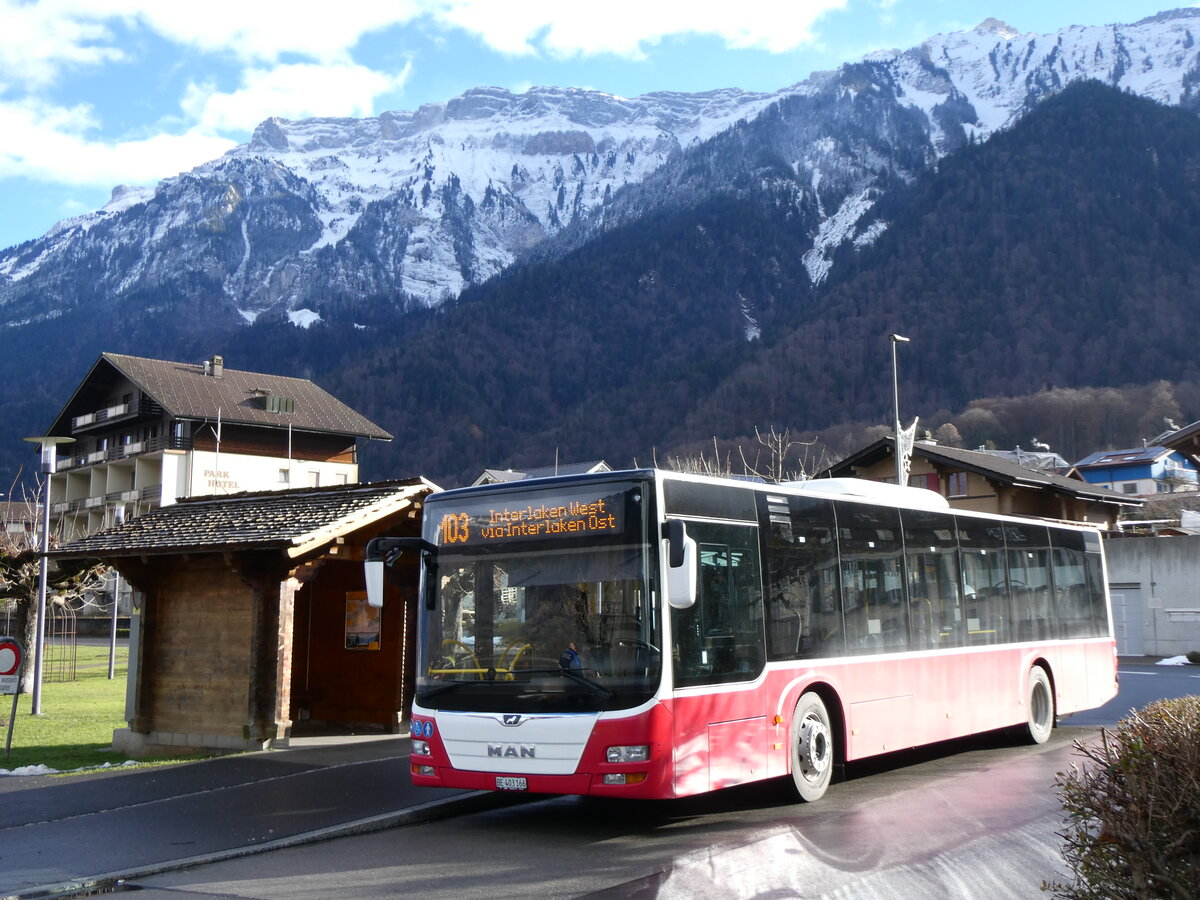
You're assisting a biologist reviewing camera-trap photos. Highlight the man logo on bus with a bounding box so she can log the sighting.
[502,714,523,726]
[488,744,536,758]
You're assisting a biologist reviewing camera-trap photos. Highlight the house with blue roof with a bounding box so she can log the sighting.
[1072,446,1199,497]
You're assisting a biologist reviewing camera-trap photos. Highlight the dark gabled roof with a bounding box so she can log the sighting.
[978,448,1069,472]
[823,438,1142,507]
[1073,446,1171,468]
[1161,419,1200,463]
[473,460,611,485]
[47,353,392,440]
[51,478,437,559]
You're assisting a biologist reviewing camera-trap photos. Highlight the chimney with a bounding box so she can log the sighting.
[208,355,224,378]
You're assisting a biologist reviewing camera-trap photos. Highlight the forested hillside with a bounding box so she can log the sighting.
[680,82,1200,446]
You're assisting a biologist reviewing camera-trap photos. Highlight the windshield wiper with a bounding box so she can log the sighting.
[419,666,523,698]
[524,667,614,699]
[418,680,476,699]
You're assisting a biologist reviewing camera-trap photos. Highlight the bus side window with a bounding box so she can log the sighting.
[1005,524,1053,641]
[834,501,907,653]
[956,518,1009,644]
[1051,530,1106,638]
[901,509,963,649]
[763,496,843,660]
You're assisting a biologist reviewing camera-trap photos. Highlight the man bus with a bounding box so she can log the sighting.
[366,469,1117,801]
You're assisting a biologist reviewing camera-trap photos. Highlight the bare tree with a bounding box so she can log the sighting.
[666,427,833,484]
[738,426,826,483]
[664,437,735,478]
[1,475,108,693]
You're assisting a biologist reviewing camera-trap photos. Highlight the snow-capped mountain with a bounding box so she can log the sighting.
[2,8,1199,327]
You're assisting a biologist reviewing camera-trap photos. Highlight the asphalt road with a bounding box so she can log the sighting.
[3,662,1194,899]
[1065,662,1200,726]
[114,663,1200,900]
[120,729,1089,899]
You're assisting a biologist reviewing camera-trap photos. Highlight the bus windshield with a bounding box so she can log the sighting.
[417,482,661,713]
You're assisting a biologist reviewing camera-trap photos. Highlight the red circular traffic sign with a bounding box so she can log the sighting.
[0,639,20,677]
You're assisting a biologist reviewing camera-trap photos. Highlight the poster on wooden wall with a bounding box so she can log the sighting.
[344,591,381,650]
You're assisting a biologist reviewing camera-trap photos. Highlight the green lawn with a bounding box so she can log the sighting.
[1,644,209,775]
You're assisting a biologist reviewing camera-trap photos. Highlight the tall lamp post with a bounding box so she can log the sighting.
[890,334,910,486]
[22,435,74,716]
[108,504,125,680]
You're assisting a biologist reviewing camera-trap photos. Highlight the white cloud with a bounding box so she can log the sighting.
[434,0,849,58]
[123,1,424,63]
[182,61,413,133]
[0,0,125,86]
[2,0,846,81]
[0,96,233,184]
[0,0,422,68]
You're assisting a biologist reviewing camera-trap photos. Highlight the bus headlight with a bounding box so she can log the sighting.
[606,744,650,763]
[603,773,648,785]
[412,739,430,756]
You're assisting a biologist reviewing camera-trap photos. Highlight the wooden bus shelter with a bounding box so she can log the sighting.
[53,478,436,755]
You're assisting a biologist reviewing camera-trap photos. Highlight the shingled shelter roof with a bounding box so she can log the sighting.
[46,352,392,440]
[52,478,436,560]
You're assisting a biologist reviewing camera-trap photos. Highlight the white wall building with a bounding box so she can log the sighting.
[42,352,392,539]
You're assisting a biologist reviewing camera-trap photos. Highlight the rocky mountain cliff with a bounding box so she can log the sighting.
[3,9,1200,329]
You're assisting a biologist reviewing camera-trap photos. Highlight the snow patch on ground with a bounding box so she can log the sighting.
[0,760,138,777]
[854,220,888,247]
[802,189,877,284]
[739,295,761,341]
[287,308,322,328]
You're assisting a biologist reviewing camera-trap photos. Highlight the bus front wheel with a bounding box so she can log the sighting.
[1024,666,1054,745]
[790,692,834,802]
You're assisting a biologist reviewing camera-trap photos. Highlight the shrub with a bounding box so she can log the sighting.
[1045,697,1200,898]
[1186,650,1200,665]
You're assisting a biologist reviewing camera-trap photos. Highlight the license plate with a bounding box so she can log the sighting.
[496,776,527,791]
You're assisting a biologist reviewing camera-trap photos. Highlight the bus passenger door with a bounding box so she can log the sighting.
[669,520,767,793]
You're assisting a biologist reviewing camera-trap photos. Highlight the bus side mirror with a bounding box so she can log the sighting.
[364,537,437,608]
[665,520,697,609]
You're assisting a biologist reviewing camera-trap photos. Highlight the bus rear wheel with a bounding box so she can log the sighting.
[1025,666,1054,745]
[790,692,834,802]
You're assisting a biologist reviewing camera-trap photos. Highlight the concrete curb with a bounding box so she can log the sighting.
[5,790,519,900]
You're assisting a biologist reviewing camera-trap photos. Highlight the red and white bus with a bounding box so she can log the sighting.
[366,469,1117,801]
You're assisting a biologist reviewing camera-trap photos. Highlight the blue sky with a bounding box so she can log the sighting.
[0,0,1185,251]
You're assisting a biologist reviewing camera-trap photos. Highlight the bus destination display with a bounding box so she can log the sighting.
[436,488,626,547]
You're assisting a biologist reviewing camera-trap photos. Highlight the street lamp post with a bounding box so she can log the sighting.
[890,334,910,486]
[22,435,74,716]
[108,504,125,680]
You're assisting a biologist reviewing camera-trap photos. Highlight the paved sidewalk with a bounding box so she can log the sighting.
[0,732,497,900]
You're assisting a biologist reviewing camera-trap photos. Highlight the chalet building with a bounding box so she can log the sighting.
[1072,446,1199,497]
[53,479,435,754]
[42,353,392,538]
[821,438,1140,528]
